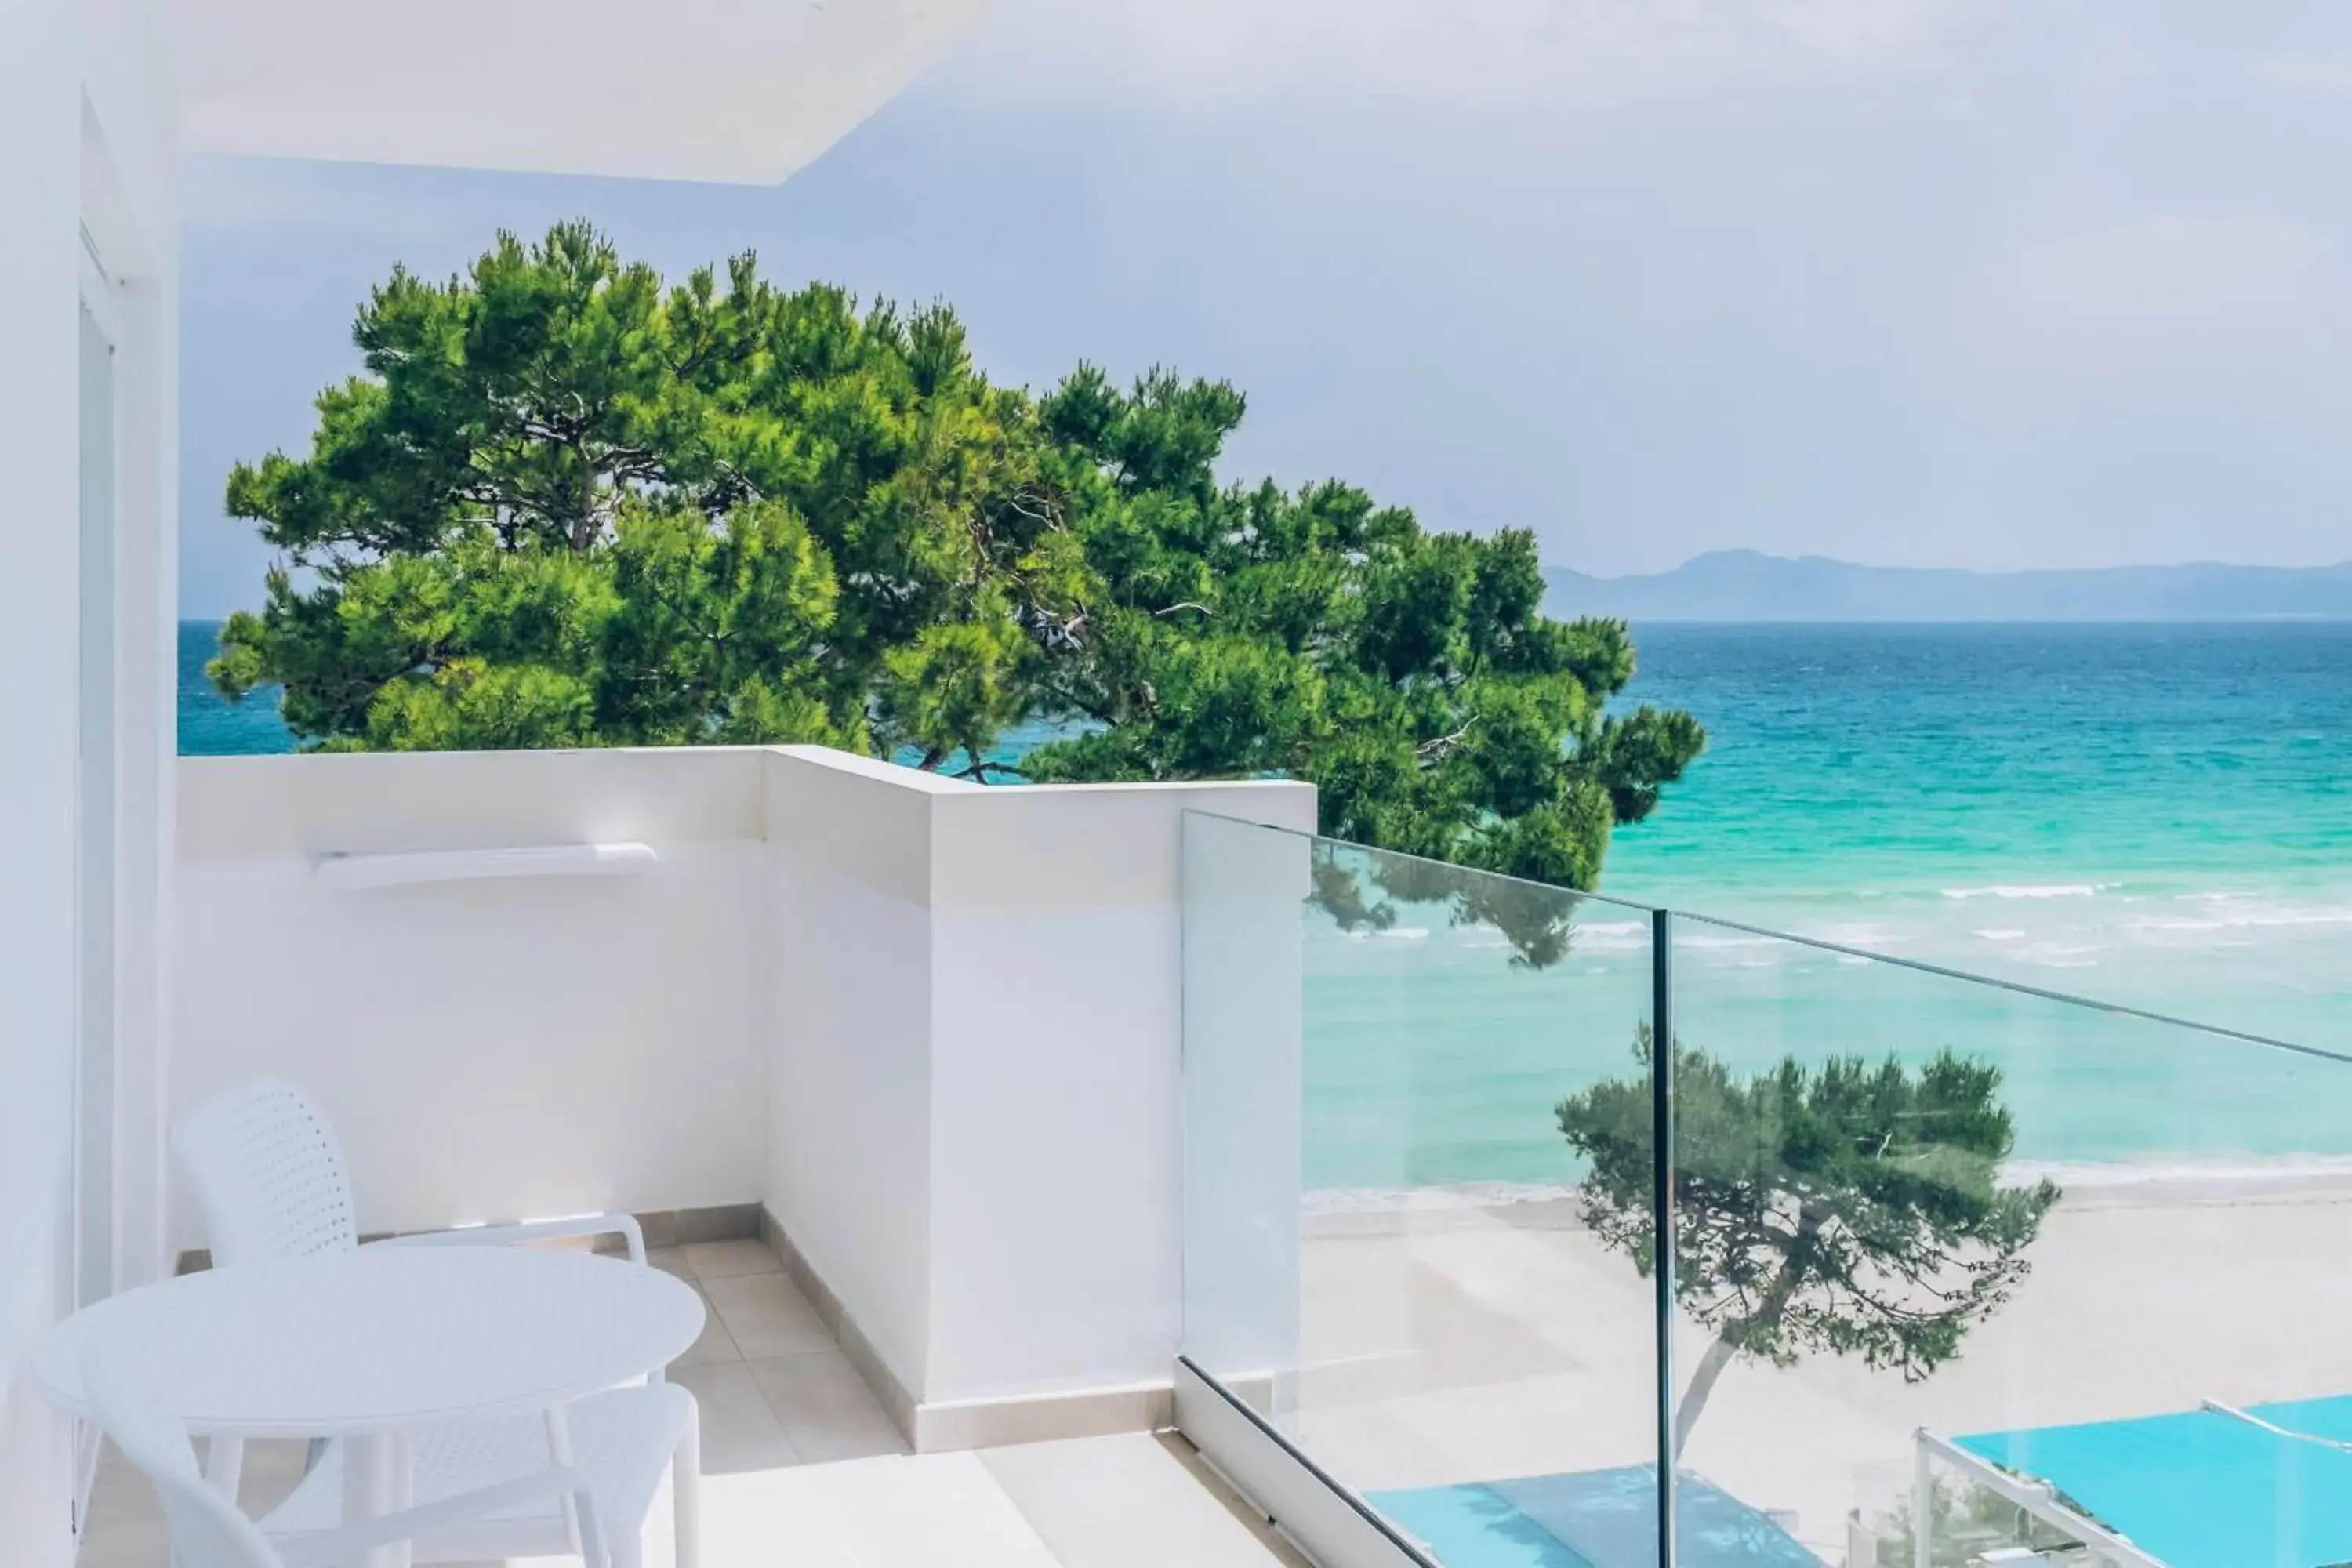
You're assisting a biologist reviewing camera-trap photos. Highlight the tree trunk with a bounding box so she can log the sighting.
[1672,1334,1741,1457]
[1671,1240,1816,1456]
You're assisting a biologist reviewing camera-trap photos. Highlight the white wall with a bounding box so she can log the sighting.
[0,0,176,1553]
[173,750,775,1242]
[759,750,1315,1410]
[0,0,91,1551]
[764,749,959,1399]
[924,780,1316,1404]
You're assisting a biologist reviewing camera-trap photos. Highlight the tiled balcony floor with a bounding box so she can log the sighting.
[77,1235,1304,1567]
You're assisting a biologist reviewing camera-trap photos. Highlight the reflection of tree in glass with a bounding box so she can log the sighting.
[1557,1028,2060,1450]
[1309,843,1597,969]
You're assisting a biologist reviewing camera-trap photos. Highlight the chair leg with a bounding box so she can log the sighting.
[673,1407,702,1568]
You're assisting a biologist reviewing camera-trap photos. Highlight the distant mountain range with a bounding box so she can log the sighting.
[1543,551,2352,622]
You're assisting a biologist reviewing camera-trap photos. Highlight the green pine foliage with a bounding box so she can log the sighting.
[215,224,1705,948]
[212,223,1090,762]
[1022,367,1705,916]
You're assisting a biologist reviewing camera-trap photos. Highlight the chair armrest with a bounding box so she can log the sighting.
[371,1211,646,1263]
[273,1467,610,1568]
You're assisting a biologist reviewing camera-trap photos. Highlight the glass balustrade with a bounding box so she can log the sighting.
[1181,809,2352,1568]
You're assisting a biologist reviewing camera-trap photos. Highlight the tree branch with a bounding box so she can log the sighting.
[1416,717,1478,759]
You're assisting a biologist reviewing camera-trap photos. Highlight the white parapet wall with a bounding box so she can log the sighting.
[173,743,1315,1445]
[173,747,777,1239]
[760,755,1319,1442]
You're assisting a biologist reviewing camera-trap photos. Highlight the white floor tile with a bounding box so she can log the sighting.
[748,1352,909,1463]
[800,1452,1064,1568]
[980,1432,1309,1568]
[670,1362,801,1475]
[694,1467,866,1568]
[77,1450,165,1568]
[703,1272,833,1359]
[683,1239,784,1279]
[672,1283,743,1369]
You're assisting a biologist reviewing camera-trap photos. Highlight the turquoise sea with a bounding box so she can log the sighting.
[1608,621,2352,1044]
[1297,622,2352,1193]
[179,620,296,756]
[180,619,2352,1183]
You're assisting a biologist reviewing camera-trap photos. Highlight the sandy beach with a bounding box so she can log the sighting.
[1272,1181,2352,1563]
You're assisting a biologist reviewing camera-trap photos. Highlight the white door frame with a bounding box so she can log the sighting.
[71,227,123,1526]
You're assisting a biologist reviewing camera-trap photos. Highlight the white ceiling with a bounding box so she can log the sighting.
[167,0,991,183]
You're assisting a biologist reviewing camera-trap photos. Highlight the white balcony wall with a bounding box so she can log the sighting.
[924,781,1315,1409]
[173,745,1313,1442]
[174,749,775,1239]
[764,750,956,1404]
[762,759,1318,1432]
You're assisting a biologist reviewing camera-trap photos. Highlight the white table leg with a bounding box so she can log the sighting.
[203,1436,245,1500]
[341,1434,414,1568]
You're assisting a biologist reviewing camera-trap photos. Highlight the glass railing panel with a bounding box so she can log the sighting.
[1658,913,2352,1568]
[1182,810,1664,1566]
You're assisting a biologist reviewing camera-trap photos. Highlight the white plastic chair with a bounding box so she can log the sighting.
[83,1340,613,1568]
[172,1078,700,1568]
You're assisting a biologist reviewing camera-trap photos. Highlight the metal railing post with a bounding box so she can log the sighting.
[1651,907,1676,1568]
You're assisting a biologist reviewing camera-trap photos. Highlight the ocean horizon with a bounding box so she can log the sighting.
[181,618,2352,1184]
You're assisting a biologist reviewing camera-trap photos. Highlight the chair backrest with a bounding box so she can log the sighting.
[172,1079,358,1265]
[82,1343,283,1568]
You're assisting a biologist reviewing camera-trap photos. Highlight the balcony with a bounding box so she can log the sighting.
[53,742,2352,1568]
[61,742,1312,1565]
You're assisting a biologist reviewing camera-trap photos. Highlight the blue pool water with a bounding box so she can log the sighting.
[1370,1468,1816,1568]
[1955,1394,2352,1568]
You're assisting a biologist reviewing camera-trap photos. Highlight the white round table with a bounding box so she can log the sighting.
[29,1246,704,1567]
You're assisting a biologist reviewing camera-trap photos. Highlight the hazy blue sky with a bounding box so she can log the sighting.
[181,0,2352,617]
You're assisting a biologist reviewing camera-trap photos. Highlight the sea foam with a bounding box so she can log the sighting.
[1941,884,2113,901]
